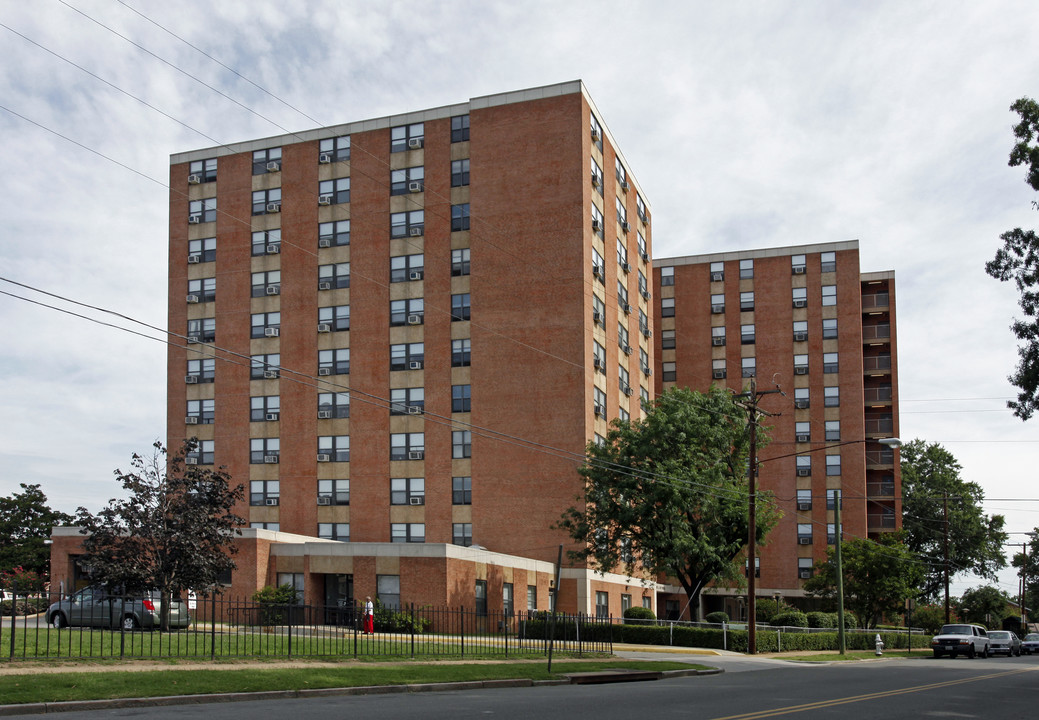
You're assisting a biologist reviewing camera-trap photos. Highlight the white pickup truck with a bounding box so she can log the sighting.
[931,623,991,658]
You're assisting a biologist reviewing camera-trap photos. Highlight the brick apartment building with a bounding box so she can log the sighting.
[652,242,900,618]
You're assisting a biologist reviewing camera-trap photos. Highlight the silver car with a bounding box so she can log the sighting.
[987,630,1022,657]
[46,586,191,631]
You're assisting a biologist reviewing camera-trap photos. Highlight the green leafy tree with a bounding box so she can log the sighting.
[803,531,923,628]
[985,97,1039,420]
[1009,531,1039,616]
[957,585,1012,628]
[911,604,950,634]
[0,484,73,582]
[75,440,245,630]
[900,440,1008,601]
[558,386,780,613]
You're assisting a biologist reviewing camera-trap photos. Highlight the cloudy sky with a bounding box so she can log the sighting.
[2,0,1037,598]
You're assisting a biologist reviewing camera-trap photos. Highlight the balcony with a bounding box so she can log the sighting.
[866,481,896,497]
[862,292,889,311]
[867,513,897,530]
[865,448,895,468]
[862,324,891,342]
[863,355,891,374]
[865,416,894,437]
[864,386,893,405]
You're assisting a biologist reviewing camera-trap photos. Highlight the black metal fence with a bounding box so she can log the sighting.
[0,587,612,661]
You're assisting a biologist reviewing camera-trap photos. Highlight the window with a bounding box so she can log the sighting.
[741,324,755,345]
[616,237,629,268]
[391,523,425,543]
[797,523,813,544]
[318,220,350,247]
[821,285,837,306]
[319,262,350,290]
[527,585,537,611]
[711,326,726,346]
[186,399,214,425]
[390,167,423,196]
[184,439,214,465]
[825,420,841,441]
[592,294,606,327]
[318,348,350,375]
[615,157,627,188]
[252,438,281,465]
[592,248,606,282]
[798,558,814,579]
[794,388,809,408]
[318,435,350,462]
[640,387,650,413]
[661,297,675,318]
[594,386,607,418]
[662,362,676,383]
[390,254,425,282]
[475,579,488,616]
[391,123,424,152]
[318,392,350,419]
[793,320,808,341]
[250,395,280,422]
[503,583,514,616]
[796,456,811,475]
[251,270,281,298]
[823,353,839,374]
[637,231,648,262]
[791,254,806,274]
[452,476,472,505]
[252,188,281,215]
[636,193,647,223]
[591,204,605,238]
[186,198,220,231]
[745,558,760,578]
[390,298,424,326]
[662,329,676,350]
[826,455,842,476]
[710,261,724,282]
[391,477,425,505]
[820,251,836,273]
[452,248,470,276]
[318,523,350,542]
[251,312,281,339]
[453,523,473,547]
[377,575,400,608]
[793,354,808,374]
[250,353,280,379]
[391,210,424,238]
[251,522,279,531]
[453,430,471,459]
[390,387,425,415]
[451,159,470,187]
[795,421,810,442]
[639,347,651,375]
[390,342,425,371]
[187,277,215,303]
[660,266,674,286]
[639,309,651,338]
[711,358,726,379]
[796,489,812,510]
[452,384,471,412]
[250,480,279,505]
[621,594,632,613]
[742,357,756,378]
[451,338,471,367]
[590,113,603,150]
[739,259,754,279]
[451,294,471,321]
[792,287,807,308]
[187,317,215,343]
[451,203,470,231]
[591,158,604,194]
[390,432,425,460]
[617,280,630,312]
[616,196,628,227]
[251,229,281,257]
[318,177,350,205]
[451,114,469,142]
[253,147,282,174]
[711,293,725,314]
[319,135,350,162]
[740,291,754,311]
[188,237,216,263]
[638,270,650,299]
[318,479,350,505]
[827,523,840,545]
[189,158,217,183]
[824,386,840,407]
[822,318,838,339]
[618,323,630,352]
[596,591,609,619]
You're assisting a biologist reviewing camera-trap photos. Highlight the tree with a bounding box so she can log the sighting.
[557,386,781,614]
[0,484,73,582]
[1009,530,1039,616]
[74,440,245,630]
[803,531,923,628]
[957,585,1012,628]
[900,440,1008,601]
[985,97,1039,420]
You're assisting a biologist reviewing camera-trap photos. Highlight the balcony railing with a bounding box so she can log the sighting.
[865,449,895,466]
[862,292,889,310]
[865,416,894,435]
[862,324,891,342]
[863,355,892,373]
[864,386,893,404]
[867,513,897,529]
[866,482,896,497]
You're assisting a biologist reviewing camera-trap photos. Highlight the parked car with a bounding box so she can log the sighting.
[46,586,191,631]
[931,623,991,658]
[1021,633,1039,654]
[987,630,1022,657]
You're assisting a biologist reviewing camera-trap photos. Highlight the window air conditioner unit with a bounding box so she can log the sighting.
[266,161,281,172]
[796,433,810,443]
[409,227,423,237]
[318,153,332,164]
[318,195,332,206]
[265,286,280,295]
[594,404,605,418]
[408,181,423,193]
[799,537,812,545]
[712,370,725,379]
[317,496,331,505]
[799,570,812,579]
[643,328,652,338]
[263,369,279,379]
[793,266,806,275]
[264,497,279,506]
[591,128,601,142]
[188,215,201,224]
[188,174,202,185]
[622,344,632,355]
[593,358,605,371]
[620,181,629,192]
[318,282,332,291]
[407,314,422,325]
[621,221,631,233]
[793,332,808,342]
[593,310,602,324]
[644,366,653,376]
[187,336,200,344]
[186,294,199,304]
[622,385,633,397]
[407,405,422,415]
[641,289,651,300]
[318,238,331,248]
[187,255,201,264]
[640,250,649,262]
[318,367,331,376]
[639,213,648,225]
[408,361,423,370]
[408,137,423,149]
[621,262,631,273]
[317,454,331,463]
[408,450,424,460]
[593,266,604,279]
[409,496,424,505]
[591,174,602,188]
[794,366,809,375]
[265,413,279,421]
[409,270,423,281]
[185,457,199,465]
[266,202,281,213]
[264,455,279,464]
[184,416,198,425]
[794,399,809,409]
[622,303,631,314]
[267,244,280,254]
[797,468,810,476]
[317,410,332,419]
[185,375,198,384]
[792,299,807,308]
[712,336,725,346]
[264,327,280,337]
[591,220,603,233]
[317,323,331,333]
[797,502,812,511]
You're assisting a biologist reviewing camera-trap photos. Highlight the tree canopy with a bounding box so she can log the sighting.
[985,97,1039,420]
[0,483,73,582]
[75,440,245,628]
[803,531,923,628]
[900,439,1008,601]
[957,585,1013,628]
[1010,531,1039,615]
[557,386,780,612]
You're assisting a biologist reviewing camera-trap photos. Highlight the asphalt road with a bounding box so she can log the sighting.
[5,652,1037,719]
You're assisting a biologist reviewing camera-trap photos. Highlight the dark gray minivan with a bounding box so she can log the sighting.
[46,586,191,630]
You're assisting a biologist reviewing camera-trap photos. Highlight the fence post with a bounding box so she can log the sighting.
[353,601,358,658]
[777,627,781,653]
[670,621,674,646]
[286,603,292,657]
[723,621,727,651]
[410,604,415,659]
[210,593,217,660]
[119,595,126,659]
[460,606,465,657]
[6,582,15,662]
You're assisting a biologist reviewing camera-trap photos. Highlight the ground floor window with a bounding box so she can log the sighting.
[377,575,400,609]
[595,591,609,618]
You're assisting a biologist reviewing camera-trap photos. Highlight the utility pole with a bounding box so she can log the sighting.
[943,492,950,624]
[834,489,846,654]
[1021,542,1027,631]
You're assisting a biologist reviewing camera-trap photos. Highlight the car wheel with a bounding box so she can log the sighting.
[122,615,140,631]
[933,650,943,659]
[980,646,988,659]
[51,613,67,629]
[968,645,976,659]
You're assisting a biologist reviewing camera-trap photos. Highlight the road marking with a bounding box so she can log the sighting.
[709,667,1038,720]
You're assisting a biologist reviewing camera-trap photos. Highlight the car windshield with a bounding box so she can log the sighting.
[989,632,1009,640]
[939,625,973,635]
[1026,634,1039,641]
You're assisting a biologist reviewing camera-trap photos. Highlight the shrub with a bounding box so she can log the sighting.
[623,606,656,623]
[251,584,299,626]
[373,600,430,634]
[770,610,809,628]
[806,611,835,628]
[705,611,728,624]
[842,611,859,629]
[755,598,787,623]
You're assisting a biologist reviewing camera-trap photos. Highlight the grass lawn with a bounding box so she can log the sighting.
[0,659,704,705]
[783,650,927,662]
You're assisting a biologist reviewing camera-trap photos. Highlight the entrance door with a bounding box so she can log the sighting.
[324,574,354,626]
